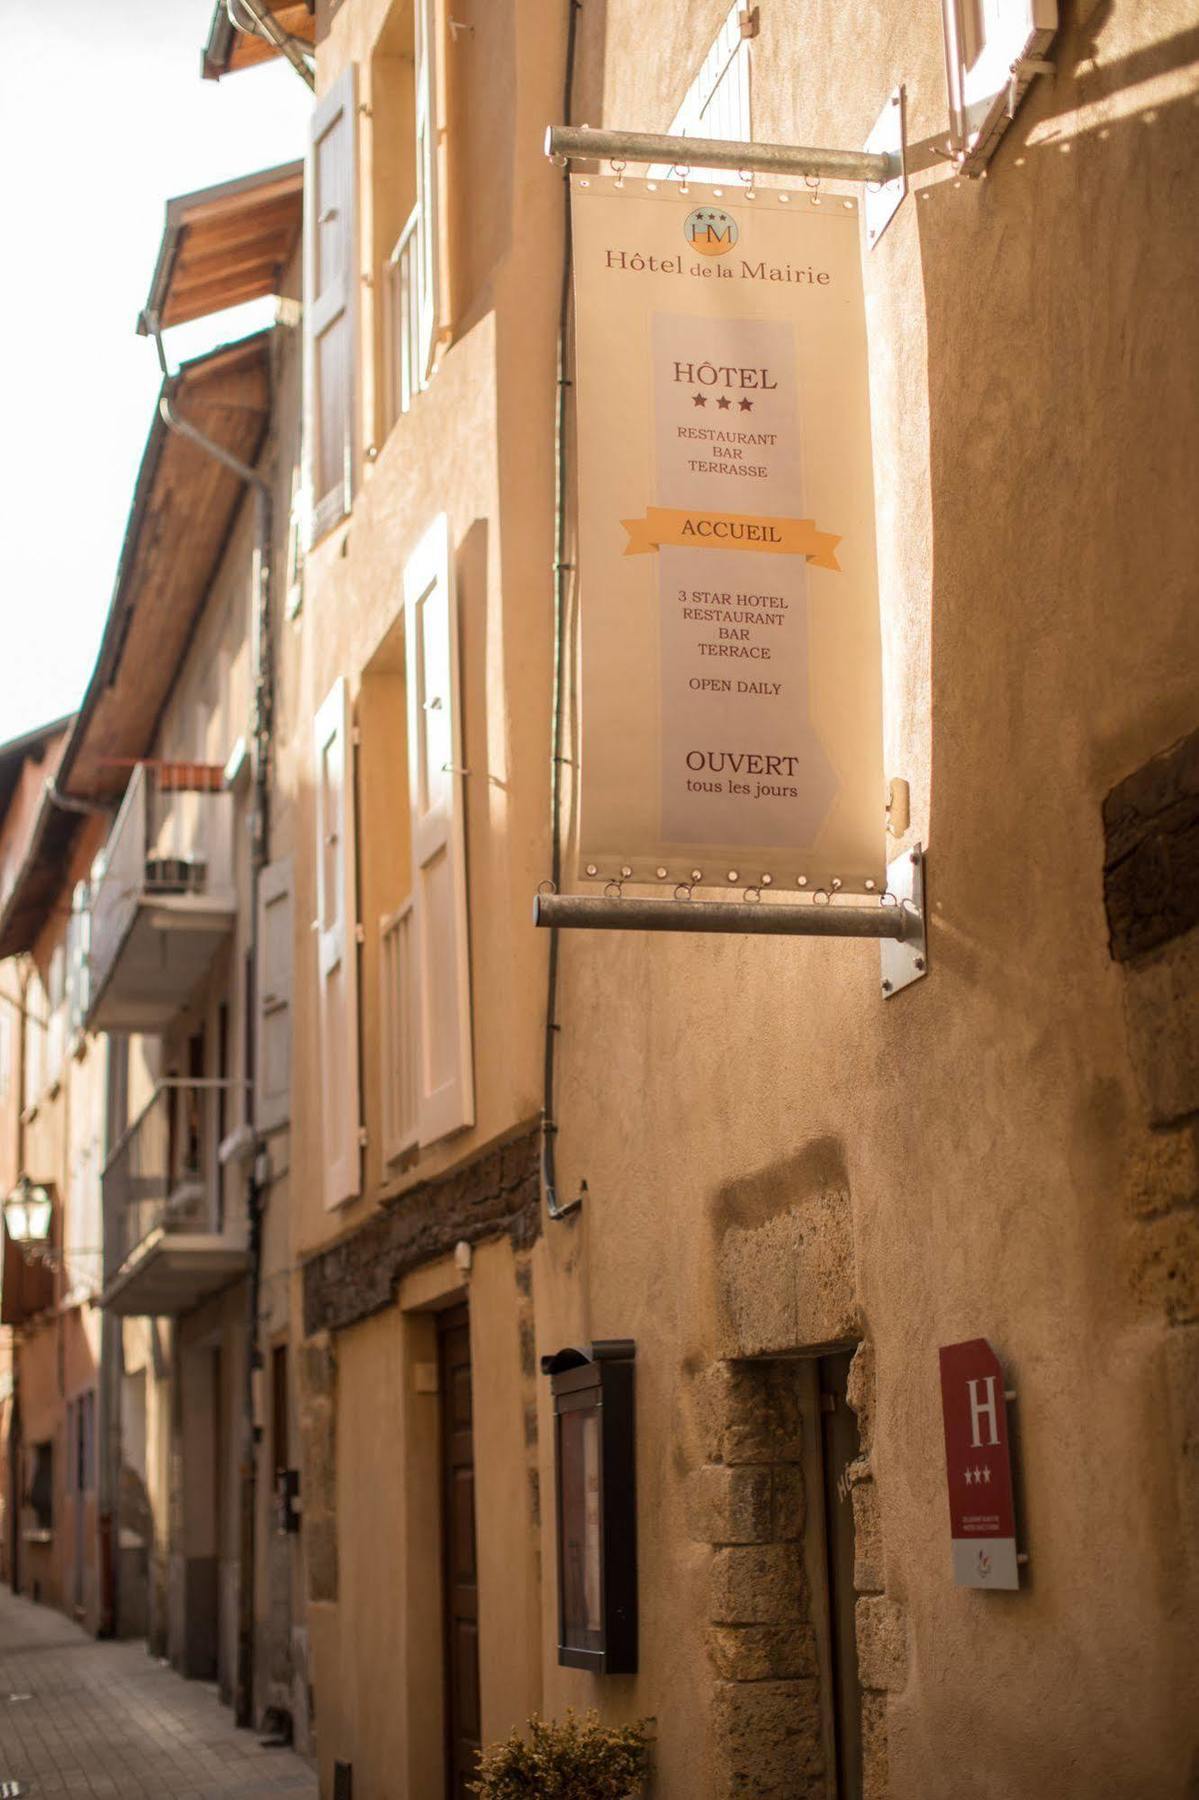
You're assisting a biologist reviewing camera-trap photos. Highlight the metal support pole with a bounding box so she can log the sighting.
[532,847,929,996]
[534,892,916,939]
[545,124,897,186]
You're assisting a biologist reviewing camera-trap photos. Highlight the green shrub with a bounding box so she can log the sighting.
[471,1708,650,1800]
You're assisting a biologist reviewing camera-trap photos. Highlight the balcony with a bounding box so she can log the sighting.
[87,762,237,1033]
[100,1079,249,1318]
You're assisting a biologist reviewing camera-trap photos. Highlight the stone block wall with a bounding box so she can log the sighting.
[688,1345,906,1800]
[689,1360,825,1799]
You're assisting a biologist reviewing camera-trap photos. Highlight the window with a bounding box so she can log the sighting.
[257,857,294,1134]
[373,0,448,436]
[650,2,752,181]
[66,882,91,1043]
[71,1392,96,1494]
[306,63,359,542]
[29,1439,54,1533]
[22,970,45,1115]
[313,677,362,1207]
[46,943,67,1090]
[67,1042,103,1296]
[942,0,1057,172]
[272,1344,290,1481]
[380,900,417,1162]
[403,515,474,1144]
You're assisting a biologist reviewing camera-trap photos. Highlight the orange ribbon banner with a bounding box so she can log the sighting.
[621,505,842,571]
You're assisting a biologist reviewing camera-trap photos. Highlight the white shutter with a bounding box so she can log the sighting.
[257,857,293,1135]
[650,2,751,181]
[942,0,1057,172]
[414,0,443,381]
[403,516,474,1144]
[380,900,418,1164]
[305,64,358,542]
[67,882,91,1041]
[313,680,361,1206]
[23,971,44,1111]
[46,945,66,1089]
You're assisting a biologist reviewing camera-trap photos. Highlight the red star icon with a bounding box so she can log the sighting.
[739,397,754,412]
[716,395,732,410]
[693,392,707,407]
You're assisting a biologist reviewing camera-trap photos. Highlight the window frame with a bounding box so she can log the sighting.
[942,0,1057,173]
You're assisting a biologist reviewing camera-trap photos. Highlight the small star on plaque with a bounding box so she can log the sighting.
[982,1466,991,1484]
[739,397,754,412]
[716,395,732,410]
[693,392,708,407]
[964,1468,974,1485]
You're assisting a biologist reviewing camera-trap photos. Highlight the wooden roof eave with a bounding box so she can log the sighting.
[201,1,315,81]
[55,334,273,819]
[141,161,303,334]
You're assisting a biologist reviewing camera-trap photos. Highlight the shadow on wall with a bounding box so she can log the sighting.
[918,14,1199,1003]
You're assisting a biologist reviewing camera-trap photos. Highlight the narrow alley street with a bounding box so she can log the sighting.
[0,1591,317,1799]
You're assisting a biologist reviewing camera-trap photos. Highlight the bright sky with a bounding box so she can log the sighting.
[0,1,311,747]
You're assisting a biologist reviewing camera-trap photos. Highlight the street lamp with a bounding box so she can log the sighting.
[4,1176,54,1249]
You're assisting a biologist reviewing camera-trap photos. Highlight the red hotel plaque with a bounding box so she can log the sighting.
[939,1338,1020,1590]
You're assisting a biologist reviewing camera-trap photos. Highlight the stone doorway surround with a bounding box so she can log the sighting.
[689,1146,910,1798]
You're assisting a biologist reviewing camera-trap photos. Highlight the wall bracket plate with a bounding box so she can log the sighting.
[863,86,907,248]
[881,842,926,997]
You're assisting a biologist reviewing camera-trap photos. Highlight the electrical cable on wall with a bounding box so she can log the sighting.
[542,0,587,1221]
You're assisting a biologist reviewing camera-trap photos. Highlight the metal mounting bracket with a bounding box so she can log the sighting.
[880,843,927,997]
[863,87,908,249]
[534,843,929,1001]
[544,123,898,187]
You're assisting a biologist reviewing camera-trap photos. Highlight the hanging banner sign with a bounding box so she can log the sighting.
[571,177,885,890]
[938,1339,1021,1590]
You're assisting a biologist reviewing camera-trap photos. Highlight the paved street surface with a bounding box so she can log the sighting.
[0,1590,318,1798]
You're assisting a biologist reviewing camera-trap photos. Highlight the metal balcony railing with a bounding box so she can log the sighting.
[87,762,235,1024]
[101,1078,238,1280]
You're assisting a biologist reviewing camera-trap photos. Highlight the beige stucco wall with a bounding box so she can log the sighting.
[290,0,1198,1794]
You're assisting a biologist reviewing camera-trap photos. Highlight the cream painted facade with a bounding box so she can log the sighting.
[281,1,1199,1795]
[1,0,1195,1794]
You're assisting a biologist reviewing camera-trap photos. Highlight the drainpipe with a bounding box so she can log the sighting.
[141,312,273,1730]
[226,0,315,89]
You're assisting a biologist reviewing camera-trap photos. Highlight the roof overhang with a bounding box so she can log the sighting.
[139,161,303,331]
[53,332,272,817]
[202,1,315,81]
[0,715,73,825]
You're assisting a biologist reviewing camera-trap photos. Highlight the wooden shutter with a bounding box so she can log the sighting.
[650,2,751,181]
[46,944,66,1088]
[380,900,418,1163]
[313,680,361,1205]
[403,516,473,1144]
[257,857,293,1134]
[414,0,445,381]
[67,881,90,1040]
[23,970,45,1111]
[943,0,1057,171]
[305,64,358,542]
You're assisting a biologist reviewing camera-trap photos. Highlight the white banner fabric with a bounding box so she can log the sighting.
[571,177,885,891]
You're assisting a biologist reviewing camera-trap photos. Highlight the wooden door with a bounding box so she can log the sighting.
[819,1351,864,1800]
[438,1306,480,1799]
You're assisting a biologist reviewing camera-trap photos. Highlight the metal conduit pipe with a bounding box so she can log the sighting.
[545,125,897,185]
[142,310,273,1730]
[541,0,586,1222]
[534,893,920,939]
